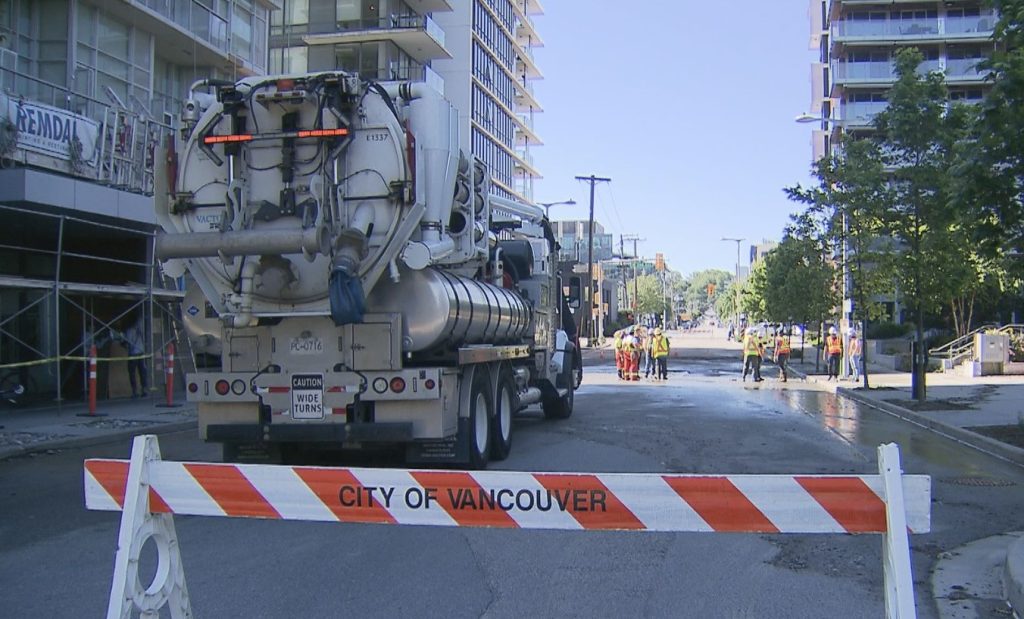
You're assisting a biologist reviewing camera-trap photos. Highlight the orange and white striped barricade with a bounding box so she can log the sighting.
[85,438,928,619]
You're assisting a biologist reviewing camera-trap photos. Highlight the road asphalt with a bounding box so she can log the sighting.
[2,327,1022,615]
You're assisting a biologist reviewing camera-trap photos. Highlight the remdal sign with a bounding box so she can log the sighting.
[2,96,100,166]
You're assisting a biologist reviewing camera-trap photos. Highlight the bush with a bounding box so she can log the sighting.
[866,321,911,340]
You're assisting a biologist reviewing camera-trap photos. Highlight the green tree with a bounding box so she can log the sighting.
[681,269,733,318]
[955,1,1024,268]
[787,48,980,397]
[873,48,976,398]
[715,280,743,324]
[634,274,669,318]
[951,1,1024,314]
[747,234,838,327]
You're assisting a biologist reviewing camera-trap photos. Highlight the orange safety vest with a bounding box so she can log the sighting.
[775,337,791,355]
[826,335,842,355]
[652,335,670,358]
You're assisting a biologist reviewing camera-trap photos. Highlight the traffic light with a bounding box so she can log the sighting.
[655,253,665,271]
[707,283,716,297]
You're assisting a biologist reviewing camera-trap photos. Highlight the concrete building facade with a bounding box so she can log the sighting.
[807,0,996,159]
[269,0,544,202]
[0,0,276,403]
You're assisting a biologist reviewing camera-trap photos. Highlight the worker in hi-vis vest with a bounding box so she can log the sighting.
[651,327,670,380]
[824,326,842,381]
[774,331,792,383]
[742,327,764,382]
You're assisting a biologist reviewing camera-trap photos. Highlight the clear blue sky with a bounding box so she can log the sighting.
[530,1,817,277]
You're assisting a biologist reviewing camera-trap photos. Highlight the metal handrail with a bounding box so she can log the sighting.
[929,323,998,361]
[929,323,1024,368]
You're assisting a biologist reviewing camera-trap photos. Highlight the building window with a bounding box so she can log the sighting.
[76,5,154,112]
[270,45,308,74]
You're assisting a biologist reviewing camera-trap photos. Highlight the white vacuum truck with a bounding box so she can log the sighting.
[155,72,579,467]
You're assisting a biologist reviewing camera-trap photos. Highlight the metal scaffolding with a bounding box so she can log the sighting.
[0,205,185,406]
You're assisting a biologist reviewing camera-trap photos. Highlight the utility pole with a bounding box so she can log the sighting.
[575,174,611,343]
[622,234,643,320]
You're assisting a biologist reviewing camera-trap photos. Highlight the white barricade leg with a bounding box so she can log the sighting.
[107,435,193,619]
[878,443,916,619]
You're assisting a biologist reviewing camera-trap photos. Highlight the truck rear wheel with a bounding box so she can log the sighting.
[542,369,574,420]
[490,364,516,461]
[467,367,493,469]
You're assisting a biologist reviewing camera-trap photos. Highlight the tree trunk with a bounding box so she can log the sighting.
[912,305,926,401]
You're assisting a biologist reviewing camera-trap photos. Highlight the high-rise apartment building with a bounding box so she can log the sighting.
[269,0,544,202]
[807,0,997,159]
[0,0,274,403]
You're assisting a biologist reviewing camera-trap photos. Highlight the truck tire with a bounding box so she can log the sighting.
[490,364,516,461]
[467,367,493,469]
[542,371,574,420]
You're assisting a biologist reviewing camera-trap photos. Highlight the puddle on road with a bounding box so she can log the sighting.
[773,389,1019,477]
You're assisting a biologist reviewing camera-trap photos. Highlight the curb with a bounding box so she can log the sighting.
[0,420,197,461]
[1005,534,1024,618]
[836,387,1024,468]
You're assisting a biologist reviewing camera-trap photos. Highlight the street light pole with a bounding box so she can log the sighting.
[795,112,854,379]
[538,199,576,219]
[721,237,744,330]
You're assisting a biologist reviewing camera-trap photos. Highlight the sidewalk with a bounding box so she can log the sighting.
[0,392,196,461]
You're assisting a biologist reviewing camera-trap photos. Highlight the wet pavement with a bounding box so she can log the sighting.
[3,328,1024,616]
[585,327,1024,617]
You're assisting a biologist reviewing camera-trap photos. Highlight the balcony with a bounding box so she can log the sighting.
[833,15,995,43]
[839,100,888,126]
[402,0,454,16]
[832,58,989,86]
[0,66,171,198]
[302,15,450,64]
[945,57,990,82]
[515,77,541,112]
[831,59,942,85]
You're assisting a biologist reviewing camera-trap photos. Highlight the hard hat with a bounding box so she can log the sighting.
[829,326,837,335]
[655,327,662,335]
[847,327,856,336]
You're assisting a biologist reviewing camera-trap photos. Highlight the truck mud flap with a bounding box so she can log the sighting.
[207,422,413,444]
[406,417,470,465]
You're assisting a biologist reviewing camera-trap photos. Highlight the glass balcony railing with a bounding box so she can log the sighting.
[835,15,996,40]
[840,101,888,125]
[836,18,938,38]
[946,57,989,80]
[336,14,446,48]
[833,58,962,82]
[137,0,230,54]
[943,15,997,36]
[832,60,895,81]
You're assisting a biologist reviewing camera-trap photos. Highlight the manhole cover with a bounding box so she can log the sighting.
[940,477,1017,487]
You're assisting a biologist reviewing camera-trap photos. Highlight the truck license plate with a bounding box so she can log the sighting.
[291,374,324,420]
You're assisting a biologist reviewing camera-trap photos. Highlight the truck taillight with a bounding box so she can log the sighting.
[297,128,349,138]
[389,377,406,393]
[203,134,253,144]
[215,380,230,396]
[231,380,246,395]
[424,379,436,390]
[188,382,198,393]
